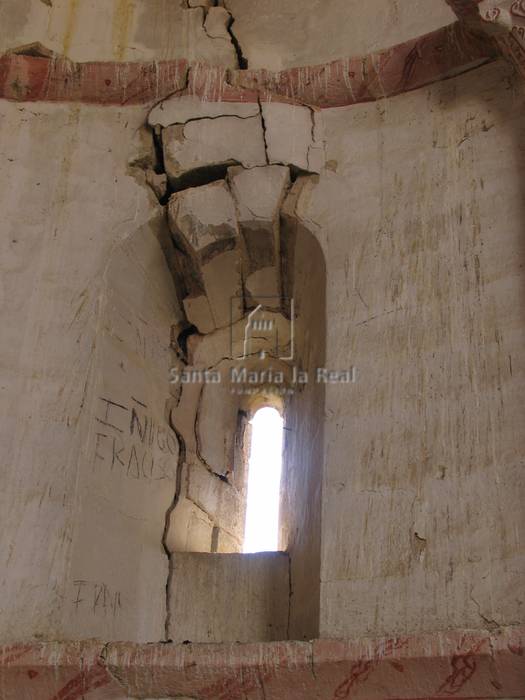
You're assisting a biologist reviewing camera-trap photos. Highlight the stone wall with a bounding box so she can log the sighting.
[311,59,525,638]
[221,0,457,70]
[0,0,523,654]
[0,102,184,642]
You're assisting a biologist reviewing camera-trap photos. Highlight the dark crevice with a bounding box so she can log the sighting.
[170,160,240,192]
[226,13,248,69]
[181,112,259,126]
[150,127,173,205]
[152,125,166,175]
[146,65,191,204]
[158,188,171,207]
[9,42,55,57]
[177,323,200,362]
[288,165,305,182]
[211,526,220,552]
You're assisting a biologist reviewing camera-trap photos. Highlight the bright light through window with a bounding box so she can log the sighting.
[243,407,284,553]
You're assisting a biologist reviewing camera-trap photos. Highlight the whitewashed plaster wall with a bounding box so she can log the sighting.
[0,0,457,69]
[222,0,457,70]
[0,0,236,65]
[0,102,183,642]
[290,59,525,638]
[279,209,326,641]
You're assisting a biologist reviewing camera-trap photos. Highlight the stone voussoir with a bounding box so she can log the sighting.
[260,101,326,174]
[168,180,244,329]
[228,164,290,304]
[151,94,267,188]
[168,180,239,260]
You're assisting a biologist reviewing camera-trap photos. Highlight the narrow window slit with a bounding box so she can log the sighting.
[243,407,284,553]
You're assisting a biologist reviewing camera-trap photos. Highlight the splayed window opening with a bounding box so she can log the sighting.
[243,406,284,553]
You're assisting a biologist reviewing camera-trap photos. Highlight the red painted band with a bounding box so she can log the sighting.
[1,627,523,699]
[0,22,497,109]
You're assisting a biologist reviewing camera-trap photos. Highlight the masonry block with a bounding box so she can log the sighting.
[165,497,214,553]
[228,164,290,306]
[162,116,266,188]
[168,180,244,327]
[261,102,325,173]
[168,552,290,642]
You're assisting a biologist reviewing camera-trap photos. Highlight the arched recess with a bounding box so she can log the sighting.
[144,91,328,642]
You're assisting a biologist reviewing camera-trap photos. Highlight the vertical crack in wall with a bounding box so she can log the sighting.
[162,418,187,641]
[226,11,248,69]
[257,94,270,165]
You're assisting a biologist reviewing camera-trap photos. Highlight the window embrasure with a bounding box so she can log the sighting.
[243,406,284,553]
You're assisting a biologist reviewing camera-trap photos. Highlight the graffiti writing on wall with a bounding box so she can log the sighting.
[93,396,179,481]
[72,580,122,617]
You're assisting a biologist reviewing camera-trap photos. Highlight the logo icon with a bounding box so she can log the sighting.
[230,297,294,361]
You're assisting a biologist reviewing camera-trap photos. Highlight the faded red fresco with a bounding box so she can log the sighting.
[0,23,497,109]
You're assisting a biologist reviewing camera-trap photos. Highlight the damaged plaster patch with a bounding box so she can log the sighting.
[413,532,427,560]
[184,6,237,69]
[9,42,57,57]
